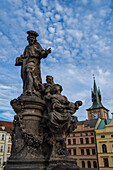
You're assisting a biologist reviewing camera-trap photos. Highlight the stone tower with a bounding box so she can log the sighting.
[87,77,109,120]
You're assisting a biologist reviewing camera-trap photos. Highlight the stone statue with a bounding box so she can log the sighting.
[43,75,54,95]
[5,31,82,170]
[45,84,78,129]
[44,84,82,159]
[15,30,51,95]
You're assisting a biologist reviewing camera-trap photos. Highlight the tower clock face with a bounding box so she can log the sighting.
[93,113,98,119]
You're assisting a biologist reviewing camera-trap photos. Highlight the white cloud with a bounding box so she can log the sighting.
[0,32,3,36]
[93,34,99,40]
[41,0,48,6]
[35,7,43,17]
[55,38,63,43]
[86,14,93,20]
[55,1,63,12]
[47,56,58,63]
[0,112,14,120]
[67,29,83,41]
[55,14,61,21]
[99,9,106,17]
[0,84,13,89]
[48,27,55,33]
[82,0,88,4]
[41,39,52,45]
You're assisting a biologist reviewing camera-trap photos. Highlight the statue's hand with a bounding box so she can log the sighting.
[75,101,82,110]
[15,55,23,66]
[46,48,51,54]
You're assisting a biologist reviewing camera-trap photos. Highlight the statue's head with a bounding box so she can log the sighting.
[27,30,39,45]
[46,75,54,84]
[52,84,63,94]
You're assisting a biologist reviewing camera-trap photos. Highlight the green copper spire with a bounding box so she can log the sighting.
[89,76,103,109]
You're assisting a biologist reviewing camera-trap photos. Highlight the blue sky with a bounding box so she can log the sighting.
[0,0,113,121]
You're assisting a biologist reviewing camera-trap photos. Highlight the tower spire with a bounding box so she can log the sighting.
[87,76,109,120]
[91,76,103,109]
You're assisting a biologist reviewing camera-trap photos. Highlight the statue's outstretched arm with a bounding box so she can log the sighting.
[15,47,27,66]
[41,48,51,59]
[15,55,24,66]
[75,101,82,110]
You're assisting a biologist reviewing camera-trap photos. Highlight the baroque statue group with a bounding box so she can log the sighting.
[4,31,82,170]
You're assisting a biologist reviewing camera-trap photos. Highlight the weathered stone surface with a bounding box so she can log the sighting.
[5,31,82,170]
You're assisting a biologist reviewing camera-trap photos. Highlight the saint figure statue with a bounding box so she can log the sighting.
[15,30,51,95]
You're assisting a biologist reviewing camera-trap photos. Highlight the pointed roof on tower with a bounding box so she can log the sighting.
[87,76,109,111]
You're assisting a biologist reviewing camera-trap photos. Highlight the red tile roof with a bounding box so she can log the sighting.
[0,120,13,133]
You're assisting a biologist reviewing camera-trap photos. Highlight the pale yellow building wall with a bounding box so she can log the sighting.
[95,115,113,170]
[4,133,11,163]
[0,132,7,170]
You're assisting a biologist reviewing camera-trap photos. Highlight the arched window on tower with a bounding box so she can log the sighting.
[88,161,91,168]
[102,144,107,153]
[82,161,85,168]
[93,161,97,168]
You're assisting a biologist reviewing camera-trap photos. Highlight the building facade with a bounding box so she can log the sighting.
[0,130,6,170]
[66,119,98,170]
[95,114,113,170]
[0,121,13,170]
[66,78,109,170]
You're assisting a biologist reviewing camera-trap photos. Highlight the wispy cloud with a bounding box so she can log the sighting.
[0,111,14,121]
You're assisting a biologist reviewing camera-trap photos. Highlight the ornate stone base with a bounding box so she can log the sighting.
[46,159,79,170]
[4,159,46,170]
[4,159,79,170]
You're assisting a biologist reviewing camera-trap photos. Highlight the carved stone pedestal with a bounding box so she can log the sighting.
[5,96,46,170]
[5,159,79,170]
[5,95,79,170]
[47,158,79,170]
[4,160,46,170]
